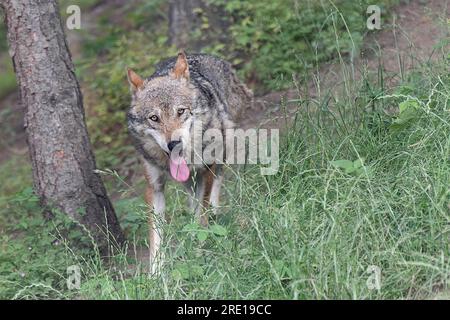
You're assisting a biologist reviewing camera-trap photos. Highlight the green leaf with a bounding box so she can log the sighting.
[345,166,357,174]
[390,99,422,133]
[182,223,200,233]
[197,230,209,242]
[330,160,354,170]
[399,100,419,113]
[210,224,228,236]
[172,263,204,280]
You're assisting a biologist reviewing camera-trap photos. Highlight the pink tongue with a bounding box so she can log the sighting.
[169,157,190,182]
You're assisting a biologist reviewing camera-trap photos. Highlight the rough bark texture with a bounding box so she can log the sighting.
[1,0,125,252]
[168,0,228,51]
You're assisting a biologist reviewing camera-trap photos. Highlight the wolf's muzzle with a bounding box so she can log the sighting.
[168,140,181,152]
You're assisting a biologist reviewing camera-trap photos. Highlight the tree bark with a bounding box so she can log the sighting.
[169,0,202,50]
[0,0,125,252]
[168,0,228,52]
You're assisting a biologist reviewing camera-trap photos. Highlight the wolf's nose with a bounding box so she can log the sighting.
[168,140,181,152]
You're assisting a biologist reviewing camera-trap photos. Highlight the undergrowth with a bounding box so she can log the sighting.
[1,54,448,299]
[0,0,448,300]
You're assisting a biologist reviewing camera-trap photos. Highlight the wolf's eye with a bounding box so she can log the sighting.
[149,115,159,122]
[177,108,186,116]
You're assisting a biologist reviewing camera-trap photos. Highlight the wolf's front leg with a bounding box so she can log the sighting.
[145,186,165,274]
[186,171,207,226]
[192,165,218,226]
[199,169,213,227]
[209,173,223,215]
[143,162,166,275]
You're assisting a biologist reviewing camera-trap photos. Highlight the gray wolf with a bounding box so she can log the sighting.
[127,52,253,271]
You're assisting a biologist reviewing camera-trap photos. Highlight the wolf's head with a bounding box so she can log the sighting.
[127,52,197,182]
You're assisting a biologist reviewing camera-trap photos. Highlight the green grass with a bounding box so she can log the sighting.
[0,0,449,300]
[1,54,449,299]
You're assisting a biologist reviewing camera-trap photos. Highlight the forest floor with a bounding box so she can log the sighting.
[0,0,449,299]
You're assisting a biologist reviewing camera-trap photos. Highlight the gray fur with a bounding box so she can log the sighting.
[127,53,253,270]
[127,53,253,173]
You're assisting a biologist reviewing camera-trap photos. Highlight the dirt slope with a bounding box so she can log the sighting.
[239,0,449,130]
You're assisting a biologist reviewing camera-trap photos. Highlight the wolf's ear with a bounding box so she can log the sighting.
[127,67,144,92]
[170,51,190,81]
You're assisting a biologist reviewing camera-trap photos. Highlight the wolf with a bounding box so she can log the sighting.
[127,52,253,271]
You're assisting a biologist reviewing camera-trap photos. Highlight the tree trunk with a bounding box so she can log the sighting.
[169,0,202,50]
[0,0,125,253]
[168,0,228,52]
